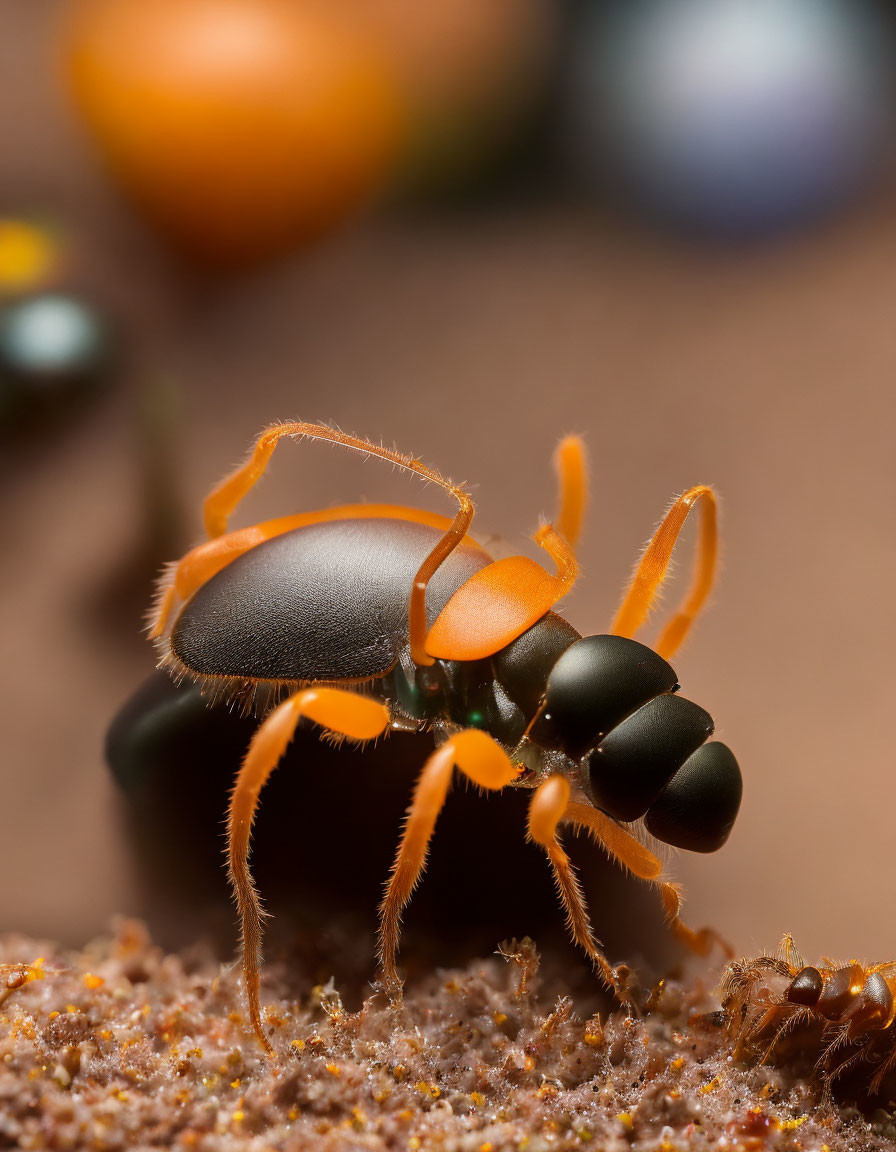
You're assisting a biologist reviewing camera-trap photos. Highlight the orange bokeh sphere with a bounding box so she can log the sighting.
[62,0,406,265]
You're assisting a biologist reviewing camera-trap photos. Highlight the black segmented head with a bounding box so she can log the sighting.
[531,635,679,758]
[644,740,742,852]
[524,634,742,854]
[588,693,713,822]
[785,964,894,1029]
[786,967,824,1007]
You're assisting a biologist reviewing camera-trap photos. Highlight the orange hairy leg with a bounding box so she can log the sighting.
[425,430,587,661]
[658,882,731,957]
[563,801,731,958]
[610,485,718,660]
[378,729,520,989]
[149,502,482,638]
[426,524,578,661]
[202,422,475,667]
[426,431,586,662]
[553,435,588,550]
[562,802,663,881]
[527,777,619,990]
[227,687,390,1055]
[870,1044,896,1094]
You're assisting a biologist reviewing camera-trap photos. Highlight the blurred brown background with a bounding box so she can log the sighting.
[3,0,896,972]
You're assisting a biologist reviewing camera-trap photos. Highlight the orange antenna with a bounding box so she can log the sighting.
[611,485,718,660]
[203,422,474,666]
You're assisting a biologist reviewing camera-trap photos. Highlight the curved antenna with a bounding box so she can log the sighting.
[203,422,474,667]
[610,485,718,660]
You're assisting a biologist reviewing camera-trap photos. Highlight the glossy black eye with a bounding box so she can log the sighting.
[532,634,678,758]
[786,967,823,1007]
[586,694,713,822]
[644,741,742,853]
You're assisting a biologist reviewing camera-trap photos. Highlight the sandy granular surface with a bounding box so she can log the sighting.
[1,921,894,1152]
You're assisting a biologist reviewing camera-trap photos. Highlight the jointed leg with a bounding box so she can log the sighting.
[659,882,732,957]
[869,1042,896,1094]
[825,1036,874,1089]
[553,435,588,551]
[817,1024,857,1081]
[534,522,578,589]
[758,1007,815,1066]
[611,485,718,660]
[378,730,520,989]
[410,435,585,664]
[563,801,662,881]
[563,800,732,958]
[528,776,620,991]
[228,687,390,1055]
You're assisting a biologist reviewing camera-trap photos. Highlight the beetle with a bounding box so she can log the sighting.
[722,935,896,1095]
[149,421,743,1054]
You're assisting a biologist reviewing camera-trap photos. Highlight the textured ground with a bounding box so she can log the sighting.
[1,922,894,1152]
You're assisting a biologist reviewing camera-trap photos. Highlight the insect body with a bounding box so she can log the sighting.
[0,960,47,1008]
[723,936,896,1094]
[149,423,742,1054]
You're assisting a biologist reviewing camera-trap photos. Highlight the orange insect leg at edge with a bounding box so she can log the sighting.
[528,777,619,990]
[610,485,718,661]
[228,687,390,1056]
[563,801,730,958]
[378,730,519,988]
[553,435,588,550]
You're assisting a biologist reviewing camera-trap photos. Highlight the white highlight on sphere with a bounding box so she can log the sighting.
[572,0,893,233]
[1,295,104,378]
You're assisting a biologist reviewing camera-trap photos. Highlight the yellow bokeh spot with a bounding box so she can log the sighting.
[0,221,58,292]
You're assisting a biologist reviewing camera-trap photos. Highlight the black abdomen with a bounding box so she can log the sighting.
[530,634,742,852]
[171,518,492,682]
